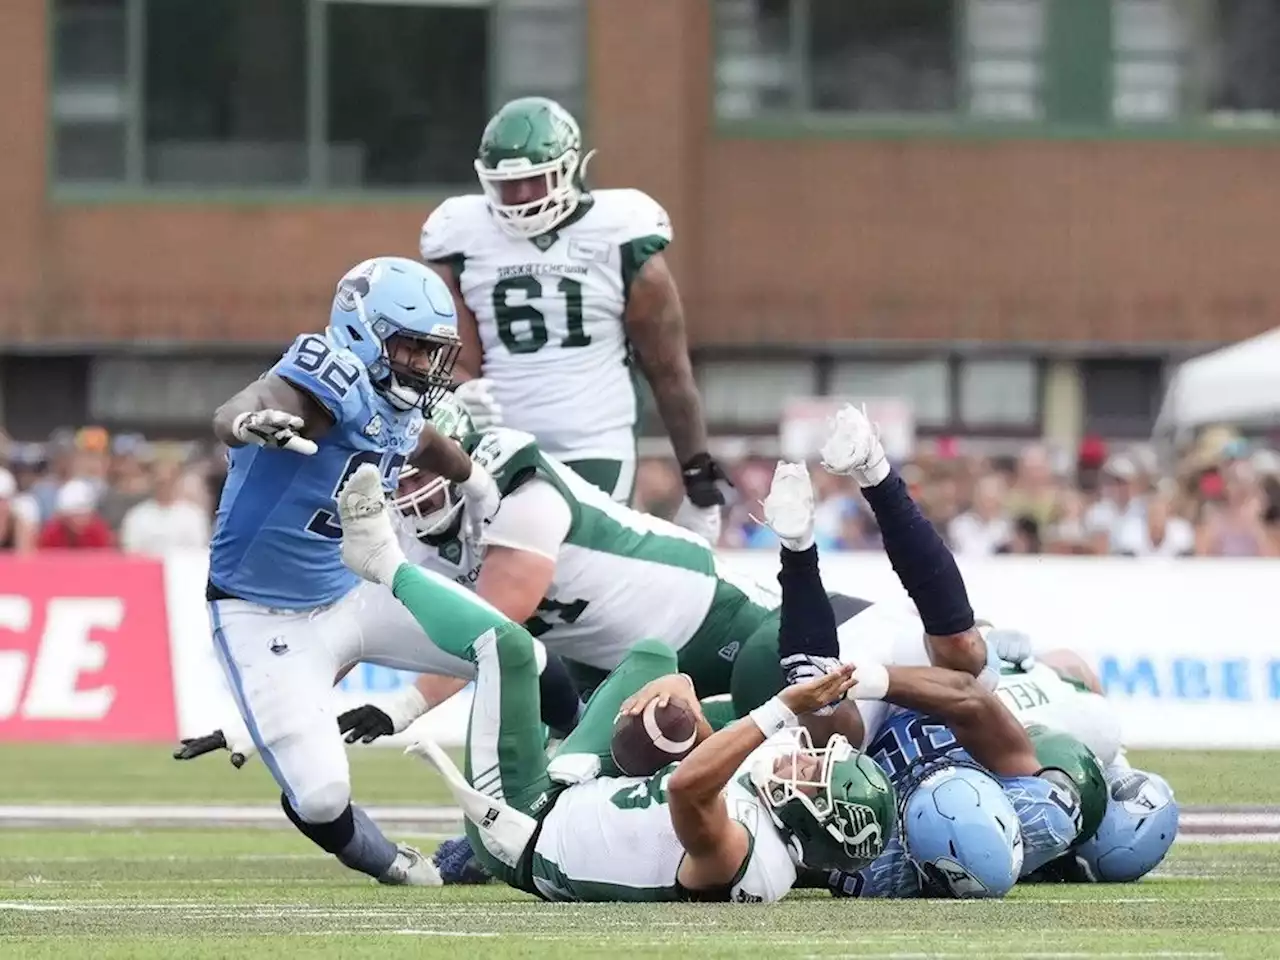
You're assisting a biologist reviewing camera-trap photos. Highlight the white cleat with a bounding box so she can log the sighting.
[759,461,816,552]
[818,404,890,488]
[378,843,443,887]
[338,463,407,586]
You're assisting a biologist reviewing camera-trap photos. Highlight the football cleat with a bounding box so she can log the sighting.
[819,404,890,488]
[338,463,407,587]
[432,835,492,885]
[758,461,816,551]
[378,843,443,886]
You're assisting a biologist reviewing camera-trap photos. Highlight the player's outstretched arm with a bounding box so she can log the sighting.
[669,665,855,893]
[876,665,1039,778]
[213,374,332,449]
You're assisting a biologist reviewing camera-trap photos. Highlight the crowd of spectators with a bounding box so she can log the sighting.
[636,428,1280,558]
[3,424,1278,558]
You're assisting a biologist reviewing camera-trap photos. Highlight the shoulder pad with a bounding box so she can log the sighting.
[592,188,673,245]
[419,195,487,263]
[465,427,542,496]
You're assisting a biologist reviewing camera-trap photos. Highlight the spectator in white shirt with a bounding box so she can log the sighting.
[948,474,1012,556]
[1085,455,1146,553]
[119,460,210,556]
[1111,487,1194,557]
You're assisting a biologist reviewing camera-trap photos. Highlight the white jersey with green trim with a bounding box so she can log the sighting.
[995,663,1123,766]
[419,189,672,463]
[464,427,778,672]
[531,737,799,902]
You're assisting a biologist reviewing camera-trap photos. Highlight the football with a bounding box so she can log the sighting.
[610,698,699,777]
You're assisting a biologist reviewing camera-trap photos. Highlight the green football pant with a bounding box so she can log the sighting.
[390,564,680,887]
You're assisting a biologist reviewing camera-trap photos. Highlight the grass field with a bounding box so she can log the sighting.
[1,745,1276,958]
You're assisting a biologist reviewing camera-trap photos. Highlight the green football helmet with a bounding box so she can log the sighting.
[475,96,594,239]
[393,394,474,538]
[1027,724,1108,845]
[749,730,895,872]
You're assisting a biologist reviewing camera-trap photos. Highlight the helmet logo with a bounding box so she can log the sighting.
[334,262,377,312]
[832,800,884,859]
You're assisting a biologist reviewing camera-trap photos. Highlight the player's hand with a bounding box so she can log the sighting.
[672,498,722,546]
[338,704,395,744]
[779,653,843,716]
[618,673,700,719]
[989,627,1035,670]
[681,453,735,509]
[457,461,500,542]
[452,379,503,431]
[172,728,256,769]
[232,409,318,455]
[779,662,856,716]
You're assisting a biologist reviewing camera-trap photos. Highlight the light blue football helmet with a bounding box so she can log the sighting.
[326,256,461,411]
[900,760,1024,899]
[1074,767,1178,882]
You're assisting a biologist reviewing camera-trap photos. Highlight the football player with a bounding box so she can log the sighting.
[202,257,504,886]
[992,650,1179,883]
[418,96,731,543]
[334,461,895,903]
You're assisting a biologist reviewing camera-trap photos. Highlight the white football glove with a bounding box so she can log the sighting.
[673,498,722,546]
[457,460,501,543]
[988,627,1035,671]
[453,379,503,431]
[232,410,318,455]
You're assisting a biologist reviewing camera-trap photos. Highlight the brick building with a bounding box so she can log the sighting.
[3,0,1279,442]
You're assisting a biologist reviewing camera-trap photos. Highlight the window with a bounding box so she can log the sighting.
[89,356,274,425]
[145,0,307,186]
[828,359,950,427]
[958,358,1039,426]
[714,0,1046,121]
[1081,358,1165,437]
[51,0,586,189]
[696,360,818,427]
[1113,0,1280,124]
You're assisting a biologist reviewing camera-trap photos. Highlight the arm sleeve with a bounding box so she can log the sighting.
[480,478,572,560]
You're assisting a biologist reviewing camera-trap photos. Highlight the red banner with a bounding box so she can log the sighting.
[0,554,176,741]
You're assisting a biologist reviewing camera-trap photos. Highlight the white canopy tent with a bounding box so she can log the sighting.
[1154,327,1280,438]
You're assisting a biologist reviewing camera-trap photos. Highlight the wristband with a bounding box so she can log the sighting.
[749,696,798,738]
[847,661,890,701]
[231,411,253,440]
[977,665,1000,692]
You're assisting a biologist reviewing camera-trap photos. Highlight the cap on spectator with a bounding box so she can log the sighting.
[8,443,45,468]
[0,468,14,499]
[1251,448,1280,476]
[75,426,110,453]
[112,433,149,457]
[1185,425,1242,474]
[56,479,98,515]
[1078,435,1108,469]
[1103,455,1137,481]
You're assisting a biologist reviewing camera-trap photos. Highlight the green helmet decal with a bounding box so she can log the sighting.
[1027,724,1108,844]
[474,97,594,240]
[752,733,896,872]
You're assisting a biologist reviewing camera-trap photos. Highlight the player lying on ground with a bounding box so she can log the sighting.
[992,650,1179,883]
[421,95,732,542]
[737,454,1086,898]
[742,413,1174,889]
[197,256,517,887]
[334,461,897,902]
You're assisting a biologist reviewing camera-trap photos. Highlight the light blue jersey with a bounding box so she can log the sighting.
[209,332,424,609]
[833,709,1081,898]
